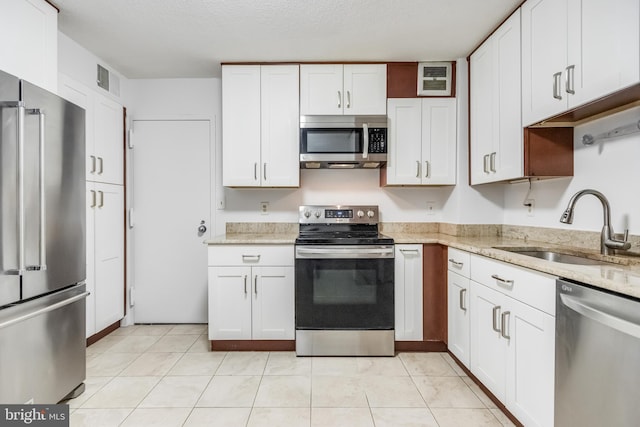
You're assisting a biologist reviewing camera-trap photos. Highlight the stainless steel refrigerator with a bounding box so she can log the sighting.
[0,69,87,403]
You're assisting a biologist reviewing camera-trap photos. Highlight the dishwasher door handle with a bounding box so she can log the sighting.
[560,293,640,340]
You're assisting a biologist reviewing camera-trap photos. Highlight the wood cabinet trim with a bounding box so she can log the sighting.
[210,340,295,351]
[423,244,447,343]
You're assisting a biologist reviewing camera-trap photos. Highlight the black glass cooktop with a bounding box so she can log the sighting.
[296,224,394,245]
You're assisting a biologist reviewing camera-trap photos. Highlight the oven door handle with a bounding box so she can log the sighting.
[296,246,394,259]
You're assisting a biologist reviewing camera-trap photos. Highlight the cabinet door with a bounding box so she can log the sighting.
[522,0,569,126]
[448,271,470,367]
[299,64,344,115]
[222,65,261,186]
[493,9,523,182]
[0,0,57,92]
[93,93,124,185]
[343,64,387,115]
[567,0,640,108]
[208,266,252,340]
[260,65,300,187]
[251,266,295,340]
[506,298,555,427]
[470,39,495,185]
[385,99,422,185]
[421,98,456,185]
[394,245,423,341]
[469,281,507,401]
[93,183,125,332]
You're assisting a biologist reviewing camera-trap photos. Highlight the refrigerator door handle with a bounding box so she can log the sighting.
[0,291,90,331]
[0,101,26,275]
[26,109,47,271]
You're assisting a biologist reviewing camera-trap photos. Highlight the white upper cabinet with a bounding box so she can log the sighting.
[522,0,639,126]
[0,0,57,92]
[222,65,299,187]
[300,64,387,115]
[385,98,456,185]
[470,9,523,185]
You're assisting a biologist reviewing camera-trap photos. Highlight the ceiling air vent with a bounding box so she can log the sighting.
[417,62,452,96]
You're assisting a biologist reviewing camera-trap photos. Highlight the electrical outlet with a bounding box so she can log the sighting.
[525,199,535,216]
[426,201,436,215]
[260,201,269,215]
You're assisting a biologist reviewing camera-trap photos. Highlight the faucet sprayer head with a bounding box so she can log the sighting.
[560,208,574,224]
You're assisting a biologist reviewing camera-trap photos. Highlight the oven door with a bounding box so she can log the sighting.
[300,128,364,155]
[295,245,394,330]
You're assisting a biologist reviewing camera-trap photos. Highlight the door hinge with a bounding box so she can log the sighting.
[128,208,135,229]
[129,286,135,307]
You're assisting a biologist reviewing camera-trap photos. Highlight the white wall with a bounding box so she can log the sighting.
[503,106,640,234]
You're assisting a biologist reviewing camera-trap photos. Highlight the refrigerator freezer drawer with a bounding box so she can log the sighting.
[0,283,88,403]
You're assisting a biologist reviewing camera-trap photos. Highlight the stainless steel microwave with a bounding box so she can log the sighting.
[299,115,388,169]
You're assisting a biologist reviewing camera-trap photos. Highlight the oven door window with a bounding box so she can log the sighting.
[301,128,363,153]
[295,258,394,330]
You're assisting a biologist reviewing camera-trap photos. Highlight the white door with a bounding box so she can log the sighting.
[448,271,470,367]
[208,266,253,340]
[386,99,422,185]
[299,64,344,115]
[343,64,387,115]
[251,266,295,340]
[93,93,124,185]
[131,120,211,323]
[421,98,456,185]
[394,245,423,341]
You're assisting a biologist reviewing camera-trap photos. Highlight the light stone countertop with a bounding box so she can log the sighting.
[206,230,640,300]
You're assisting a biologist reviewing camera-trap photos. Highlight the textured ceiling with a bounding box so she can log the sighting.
[55,0,520,79]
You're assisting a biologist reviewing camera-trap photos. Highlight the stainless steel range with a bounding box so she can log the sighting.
[295,205,394,356]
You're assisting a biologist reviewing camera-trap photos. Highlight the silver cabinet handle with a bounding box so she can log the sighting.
[242,254,261,262]
[416,160,420,178]
[492,306,502,332]
[263,163,267,181]
[448,258,463,268]
[553,72,563,100]
[400,249,420,254]
[501,311,511,339]
[337,91,342,108]
[97,156,104,174]
[424,161,430,178]
[346,90,351,108]
[254,162,258,181]
[243,275,248,295]
[254,275,258,295]
[489,152,497,173]
[98,191,104,208]
[565,65,575,94]
[491,274,514,286]
[90,155,96,173]
[483,154,490,174]
[459,288,467,311]
[90,190,97,208]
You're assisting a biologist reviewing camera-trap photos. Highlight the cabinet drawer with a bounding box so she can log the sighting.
[447,247,471,278]
[470,254,556,315]
[208,245,294,267]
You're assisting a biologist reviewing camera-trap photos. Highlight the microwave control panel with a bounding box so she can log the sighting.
[368,128,387,153]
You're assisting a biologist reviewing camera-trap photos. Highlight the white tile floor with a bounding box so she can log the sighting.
[68,325,516,427]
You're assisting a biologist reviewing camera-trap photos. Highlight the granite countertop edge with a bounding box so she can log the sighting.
[205,232,640,300]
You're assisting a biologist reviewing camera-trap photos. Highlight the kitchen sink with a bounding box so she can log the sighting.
[493,247,613,266]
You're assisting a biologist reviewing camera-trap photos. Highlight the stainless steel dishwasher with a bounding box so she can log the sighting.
[556,279,640,426]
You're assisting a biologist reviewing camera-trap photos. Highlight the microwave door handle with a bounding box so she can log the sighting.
[362,123,369,159]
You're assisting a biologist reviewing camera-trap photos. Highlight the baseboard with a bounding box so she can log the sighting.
[210,340,295,351]
[395,340,447,352]
[86,320,120,347]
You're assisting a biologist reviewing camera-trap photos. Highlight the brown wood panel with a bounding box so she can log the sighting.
[423,244,447,343]
[447,352,525,427]
[86,320,120,347]
[210,340,295,351]
[395,341,447,352]
[524,127,574,177]
[387,62,419,98]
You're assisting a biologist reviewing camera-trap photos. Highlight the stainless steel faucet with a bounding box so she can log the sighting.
[560,189,631,255]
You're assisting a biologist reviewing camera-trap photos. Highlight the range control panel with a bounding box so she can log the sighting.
[299,205,379,224]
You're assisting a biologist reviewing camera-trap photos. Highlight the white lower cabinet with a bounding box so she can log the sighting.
[394,245,423,341]
[208,246,294,340]
[448,248,556,427]
[86,182,125,337]
[468,253,556,427]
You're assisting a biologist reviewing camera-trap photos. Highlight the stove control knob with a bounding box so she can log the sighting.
[303,210,311,218]
[314,211,321,218]
[357,210,365,218]
[367,210,375,218]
